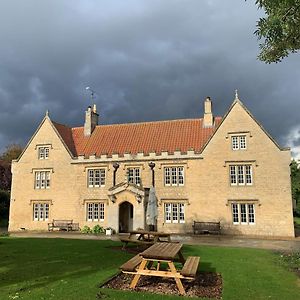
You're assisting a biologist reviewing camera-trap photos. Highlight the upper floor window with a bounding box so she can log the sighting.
[87,202,105,221]
[164,203,185,223]
[35,171,51,189]
[33,203,49,221]
[230,165,252,186]
[231,135,246,150]
[164,167,184,186]
[232,203,255,225]
[88,169,105,187]
[127,168,141,185]
[38,147,50,159]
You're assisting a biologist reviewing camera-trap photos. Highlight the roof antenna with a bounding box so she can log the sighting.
[85,86,97,105]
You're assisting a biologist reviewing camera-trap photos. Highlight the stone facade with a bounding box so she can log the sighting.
[8,97,295,237]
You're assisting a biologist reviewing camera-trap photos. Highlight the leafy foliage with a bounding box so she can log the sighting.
[0,144,23,190]
[92,224,105,234]
[81,225,92,234]
[290,160,300,216]
[0,189,10,221]
[254,0,300,63]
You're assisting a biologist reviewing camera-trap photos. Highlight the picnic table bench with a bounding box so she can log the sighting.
[48,219,79,232]
[192,221,221,235]
[120,242,200,295]
[119,230,171,249]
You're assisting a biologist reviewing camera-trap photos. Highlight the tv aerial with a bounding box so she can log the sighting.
[85,86,97,103]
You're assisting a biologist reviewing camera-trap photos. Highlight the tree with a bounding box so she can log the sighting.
[290,159,300,216]
[0,144,23,190]
[254,0,300,63]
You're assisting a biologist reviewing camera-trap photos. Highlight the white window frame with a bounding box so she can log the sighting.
[88,169,106,188]
[35,171,51,189]
[38,146,50,159]
[164,166,185,186]
[231,135,247,150]
[127,168,141,186]
[33,203,49,221]
[229,165,253,186]
[164,203,185,224]
[86,202,105,222]
[231,203,255,225]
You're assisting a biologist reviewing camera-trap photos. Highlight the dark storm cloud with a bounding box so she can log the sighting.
[0,0,300,156]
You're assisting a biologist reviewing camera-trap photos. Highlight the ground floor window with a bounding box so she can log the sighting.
[231,203,255,225]
[33,203,49,221]
[87,202,105,221]
[164,203,185,223]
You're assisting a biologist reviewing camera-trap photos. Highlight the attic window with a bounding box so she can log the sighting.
[38,147,50,159]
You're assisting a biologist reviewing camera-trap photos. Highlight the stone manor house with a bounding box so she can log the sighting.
[8,94,295,237]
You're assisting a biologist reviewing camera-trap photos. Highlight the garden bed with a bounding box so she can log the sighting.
[102,272,223,298]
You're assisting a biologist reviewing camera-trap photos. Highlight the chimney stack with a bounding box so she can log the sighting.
[84,104,99,136]
[203,97,214,127]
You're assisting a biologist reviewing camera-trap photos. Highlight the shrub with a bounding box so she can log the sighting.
[92,225,105,234]
[81,226,92,234]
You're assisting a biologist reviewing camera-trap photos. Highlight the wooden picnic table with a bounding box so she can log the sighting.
[120,242,200,295]
[119,230,171,249]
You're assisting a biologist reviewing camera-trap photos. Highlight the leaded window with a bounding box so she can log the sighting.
[38,147,50,159]
[231,203,255,225]
[164,203,185,223]
[164,167,184,186]
[88,169,106,187]
[33,203,49,221]
[87,202,105,221]
[35,171,50,189]
[231,135,247,150]
[127,168,141,185]
[229,165,252,186]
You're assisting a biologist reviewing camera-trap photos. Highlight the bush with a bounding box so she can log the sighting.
[0,190,10,220]
[81,226,92,234]
[92,225,105,234]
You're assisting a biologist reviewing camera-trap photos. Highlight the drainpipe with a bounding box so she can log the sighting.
[148,162,155,187]
[113,163,120,186]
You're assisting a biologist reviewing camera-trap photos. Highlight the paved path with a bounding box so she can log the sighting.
[6,231,300,252]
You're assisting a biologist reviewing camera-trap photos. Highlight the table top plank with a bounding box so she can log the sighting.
[129,230,171,237]
[140,242,183,260]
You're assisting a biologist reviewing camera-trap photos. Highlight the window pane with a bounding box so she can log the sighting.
[45,204,49,220]
[248,204,255,224]
[99,203,105,221]
[39,204,44,220]
[94,203,99,221]
[46,172,50,188]
[172,203,178,223]
[165,203,171,223]
[237,166,244,185]
[240,204,247,223]
[240,136,246,149]
[39,148,44,159]
[100,169,105,186]
[127,169,134,184]
[87,203,93,221]
[179,203,185,223]
[164,168,170,185]
[245,165,252,185]
[88,170,94,187]
[232,136,239,150]
[34,203,39,220]
[171,168,177,185]
[94,170,100,187]
[178,167,184,185]
[35,172,40,189]
[135,168,141,185]
[232,203,239,223]
[230,166,237,185]
[44,147,49,159]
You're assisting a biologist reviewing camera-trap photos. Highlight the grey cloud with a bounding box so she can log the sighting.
[0,0,299,155]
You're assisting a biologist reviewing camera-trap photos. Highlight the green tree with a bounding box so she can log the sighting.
[0,144,23,162]
[254,0,300,63]
[290,159,300,215]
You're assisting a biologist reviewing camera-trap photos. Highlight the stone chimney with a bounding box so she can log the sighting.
[84,104,99,136]
[203,97,214,128]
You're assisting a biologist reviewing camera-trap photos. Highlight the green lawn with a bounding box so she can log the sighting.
[0,238,299,300]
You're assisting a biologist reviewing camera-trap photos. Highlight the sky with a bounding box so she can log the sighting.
[0,0,300,158]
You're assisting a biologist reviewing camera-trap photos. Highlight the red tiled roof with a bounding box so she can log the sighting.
[53,118,222,157]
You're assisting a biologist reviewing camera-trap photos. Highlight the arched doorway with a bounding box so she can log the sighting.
[119,201,133,233]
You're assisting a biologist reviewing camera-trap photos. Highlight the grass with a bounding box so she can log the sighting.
[0,238,299,300]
